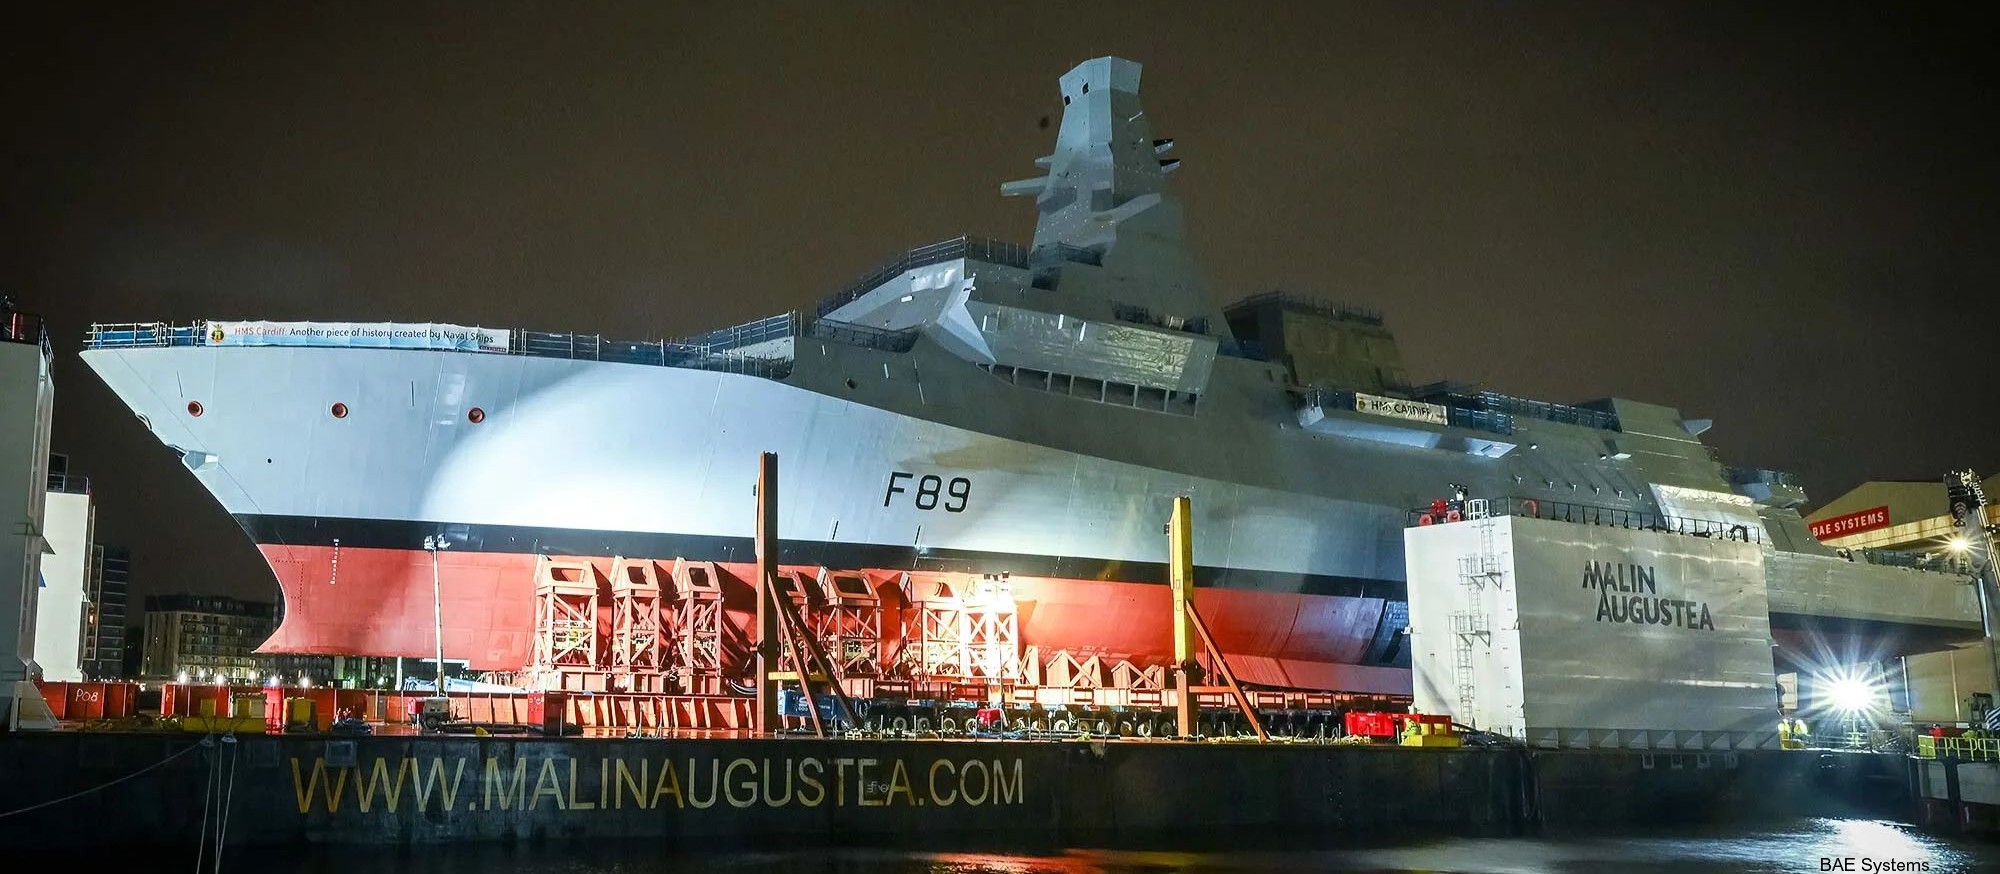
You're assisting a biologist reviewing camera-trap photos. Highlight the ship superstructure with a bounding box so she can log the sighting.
[80,58,1837,696]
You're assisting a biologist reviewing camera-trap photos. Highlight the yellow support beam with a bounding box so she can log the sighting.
[1169,494,1268,741]
[1171,495,1196,738]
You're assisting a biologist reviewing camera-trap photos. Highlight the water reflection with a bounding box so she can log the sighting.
[286,818,1987,874]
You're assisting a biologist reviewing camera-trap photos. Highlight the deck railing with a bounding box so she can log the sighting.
[816,235,1030,318]
[1304,386,1517,437]
[1723,465,1800,488]
[1917,734,2000,761]
[86,312,921,381]
[1407,496,1763,544]
[3,311,54,358]
[1222,291,1383,326]
[46,471,90,495]
[1408,382,1620,431]
[83,323,204,349]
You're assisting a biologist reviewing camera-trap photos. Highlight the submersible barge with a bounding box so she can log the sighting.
[0,731,1906,849]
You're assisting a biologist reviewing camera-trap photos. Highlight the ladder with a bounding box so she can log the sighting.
[1451,516,1502,727]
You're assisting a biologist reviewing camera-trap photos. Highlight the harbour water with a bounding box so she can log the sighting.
[267,819,1991,874]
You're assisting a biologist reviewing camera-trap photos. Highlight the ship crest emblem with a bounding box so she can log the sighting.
[210,326,225,343]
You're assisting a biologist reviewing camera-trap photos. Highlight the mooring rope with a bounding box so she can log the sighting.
[212,737,239,874]
[195,736,219,874]
[0,736,207,819]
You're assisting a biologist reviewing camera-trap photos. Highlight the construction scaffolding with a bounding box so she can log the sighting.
[529,556,603,691]
[608,557,666,692]
[668,560,726,696]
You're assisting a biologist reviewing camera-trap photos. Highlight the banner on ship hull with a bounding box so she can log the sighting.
[1353,392,1449,426]
[204,321,510,353]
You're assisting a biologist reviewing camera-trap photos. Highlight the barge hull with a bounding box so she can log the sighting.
[0,733,1902,849]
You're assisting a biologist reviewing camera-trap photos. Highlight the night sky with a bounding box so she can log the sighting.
[4,3,1995,612]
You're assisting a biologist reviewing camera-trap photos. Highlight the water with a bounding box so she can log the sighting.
[275,819,1994,873]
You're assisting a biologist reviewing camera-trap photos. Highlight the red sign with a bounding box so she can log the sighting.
[1811,506,1891,540]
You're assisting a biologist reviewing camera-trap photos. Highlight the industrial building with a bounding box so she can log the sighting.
[1808,473,2000,724]
[83,545,128,679]
[261,653,401,688]
[138,594,275,682]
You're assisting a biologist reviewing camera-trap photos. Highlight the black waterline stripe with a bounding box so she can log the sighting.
[236,513,1409,602]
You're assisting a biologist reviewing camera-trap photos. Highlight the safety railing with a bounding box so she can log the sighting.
[1916,734,2000,761]
[1110,302,1209,336]
[1029,242,1103,269]
[46,471,90,495]
[804,317,920,353]
[1304,386,1516,437]
[513,330,793,378]
[4,311,55,359]
[1407,496,1763,543]
[1723,465,1800,488]
[668,312,797,353]
[816,235,1031,318]
[1409,382,1620,431]
[86,313,921,382]
[84,323,204,348]
[1476,391,1618,430]
[1222,291,1383,326]
[1845,547,1971,574]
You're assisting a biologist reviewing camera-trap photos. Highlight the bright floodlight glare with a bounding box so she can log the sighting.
[1948,537,1971,553]
[1825,674,1879,713]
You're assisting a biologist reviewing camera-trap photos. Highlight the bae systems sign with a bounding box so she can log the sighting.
[1810,505,1890,540]
[1582,561,1715,630]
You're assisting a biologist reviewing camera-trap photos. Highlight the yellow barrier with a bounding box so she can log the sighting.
[1916,734,2000,761]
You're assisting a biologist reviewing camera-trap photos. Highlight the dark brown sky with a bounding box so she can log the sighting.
[4,2,1995,610]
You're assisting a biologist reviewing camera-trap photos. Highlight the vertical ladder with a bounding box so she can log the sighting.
[1451,511,1501,728]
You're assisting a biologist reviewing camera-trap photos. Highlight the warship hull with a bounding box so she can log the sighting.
[79,55,1805,698]
[84,344,1415,692]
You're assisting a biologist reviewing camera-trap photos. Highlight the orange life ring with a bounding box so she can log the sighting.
[1417,513,1435,526]
[1521,499,1539,518]
[1445,509,1463,523]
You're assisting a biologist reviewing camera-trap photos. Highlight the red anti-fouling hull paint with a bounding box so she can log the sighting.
[255,544,1412,695]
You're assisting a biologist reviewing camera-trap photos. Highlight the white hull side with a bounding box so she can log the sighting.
[83,347,1404,586]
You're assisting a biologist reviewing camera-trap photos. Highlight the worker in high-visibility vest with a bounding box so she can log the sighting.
[1778,712,1808,749]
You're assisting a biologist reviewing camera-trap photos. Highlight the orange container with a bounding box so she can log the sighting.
[65,683,107,720]
[39,682,68,719]
[103,682,137,718]
[528,691,569,734]
[263,688,286,731]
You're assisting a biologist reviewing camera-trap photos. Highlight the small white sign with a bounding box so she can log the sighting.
[204,321,510,353]
[1354,392,1449,426]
